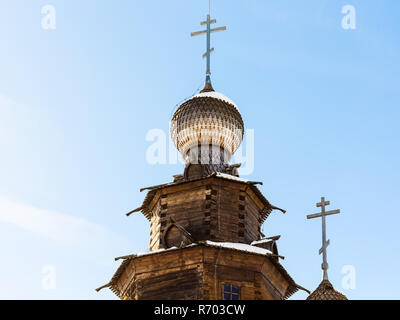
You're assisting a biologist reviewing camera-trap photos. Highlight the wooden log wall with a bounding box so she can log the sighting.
[148,177,267,251]
[114,246,288,300]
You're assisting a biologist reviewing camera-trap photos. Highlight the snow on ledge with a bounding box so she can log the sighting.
[135,244,196,258]
[124,241,273,260]
[251,238,274,246]
[136,247,177,257]
[192,91,239,112]
[214,172,250,184]
[205,241,273,256]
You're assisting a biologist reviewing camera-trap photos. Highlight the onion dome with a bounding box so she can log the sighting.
[306,280,348,300]
[170,83,244,172]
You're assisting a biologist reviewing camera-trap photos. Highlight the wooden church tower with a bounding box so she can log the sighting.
[97,12,308,300]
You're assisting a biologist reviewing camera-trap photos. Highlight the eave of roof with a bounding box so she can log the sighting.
[96,242,308,299]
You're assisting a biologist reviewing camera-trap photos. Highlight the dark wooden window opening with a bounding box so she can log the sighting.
[222,284,240,300]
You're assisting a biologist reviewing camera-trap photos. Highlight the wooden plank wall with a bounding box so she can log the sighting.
[147,178,265,251]
[149,200,161,251]
[115,247,287,300]
[137,269,202,300]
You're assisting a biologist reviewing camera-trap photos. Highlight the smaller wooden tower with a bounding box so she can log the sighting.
[97,12,308,300]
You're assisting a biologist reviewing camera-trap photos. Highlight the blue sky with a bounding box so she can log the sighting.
[0,0,399,299]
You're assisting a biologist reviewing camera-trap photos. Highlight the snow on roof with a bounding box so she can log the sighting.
[134,243,200,258]
[214,172,250,184]
[135,246,177,257]
[123,241,272,260]
[251,238,274,246]
[192,91,239,112]
[204,241,273,256]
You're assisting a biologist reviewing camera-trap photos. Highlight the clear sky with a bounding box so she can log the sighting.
[0,0,399,300]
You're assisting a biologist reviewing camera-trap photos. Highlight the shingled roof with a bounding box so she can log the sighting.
[96,241,309,299]
[306,279,348,300]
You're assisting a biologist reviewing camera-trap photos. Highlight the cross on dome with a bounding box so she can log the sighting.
[191,13,226,87]
[307,197,341,280]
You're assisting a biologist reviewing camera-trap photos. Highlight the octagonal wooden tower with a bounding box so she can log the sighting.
[97,168,307,300]
[139,172,283,250]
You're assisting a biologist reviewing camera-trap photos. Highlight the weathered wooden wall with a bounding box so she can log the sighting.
[148,177,266,251]
[112,246,291,300]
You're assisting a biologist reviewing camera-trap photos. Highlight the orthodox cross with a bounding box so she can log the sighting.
[307,197,341,280]
[191,14,226,85]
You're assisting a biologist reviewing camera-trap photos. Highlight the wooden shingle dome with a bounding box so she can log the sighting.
[306,279,348,300]
[170,84,244,168]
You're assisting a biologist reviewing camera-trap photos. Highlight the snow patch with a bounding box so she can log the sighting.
[192,91,239,112]
[205,241,273,256]
[136,246,178,257]
[215,172,250,184]
[126,242,272,260]
[251,239,274,246]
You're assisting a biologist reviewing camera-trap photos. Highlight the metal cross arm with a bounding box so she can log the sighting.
[191,26,227,37]
[319,239,330,255]
[201,18,216,26]
[202,48,214,59]
[307,209,340,220]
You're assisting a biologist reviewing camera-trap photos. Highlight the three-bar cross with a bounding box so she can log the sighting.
[307,197,340,280]
[191,14,226,85]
